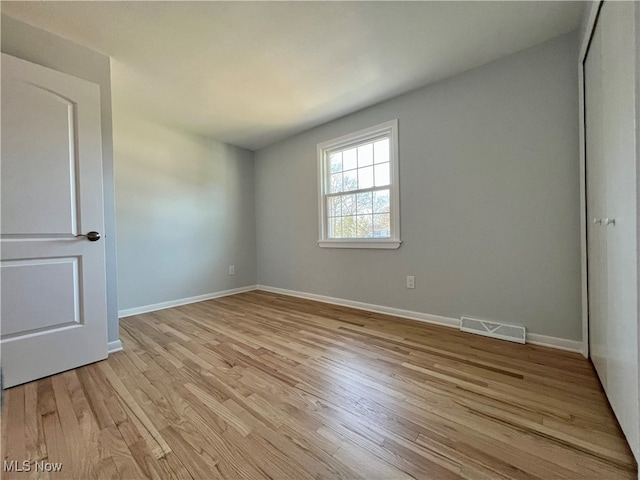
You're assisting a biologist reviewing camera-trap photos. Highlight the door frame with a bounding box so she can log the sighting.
[579,0,605,359]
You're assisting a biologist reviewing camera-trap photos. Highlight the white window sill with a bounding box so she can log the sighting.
[318,239,402,249]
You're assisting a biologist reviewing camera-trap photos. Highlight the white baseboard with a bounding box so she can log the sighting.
[107,340,123,354]
[116,284,584,355]
[257,285,459,328]
[118,285,257,318]
[526,333,585,355]
[256,285,584,354]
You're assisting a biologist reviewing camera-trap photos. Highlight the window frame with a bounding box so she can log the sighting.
[317,119,401,249]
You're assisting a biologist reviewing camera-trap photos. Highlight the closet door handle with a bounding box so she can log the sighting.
[593,218,602,225]
[605,218,616,226]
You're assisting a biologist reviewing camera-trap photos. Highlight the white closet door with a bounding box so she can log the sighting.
[600,0,638,458]
[585,0,639,460]
[585,20,608,383]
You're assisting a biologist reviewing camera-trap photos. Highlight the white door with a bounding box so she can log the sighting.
[584,1,639,460]
[1,54,108,388]
[600,1,639,459]
[584,21,608,382]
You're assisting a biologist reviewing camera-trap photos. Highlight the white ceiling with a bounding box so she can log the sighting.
[2,1,585,150]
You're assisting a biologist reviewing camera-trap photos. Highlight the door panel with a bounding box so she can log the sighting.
[1,79,79,234]
[585,17,608,382]
[600,0,639,457]
[584,1,639,460]
[1,53,108,388]
[1,258,81,337]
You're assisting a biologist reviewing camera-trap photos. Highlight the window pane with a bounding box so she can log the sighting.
[343,148,357,170]
[327,196,341,217]
[374,138,389,164]
[373,213,391,238]
[373,189,390,213]
[342,216,357,238]
[329,217,342,238]
[356,192,373,214]
[374,162,390,186]
[343,169,358,192]
[342,193,356,216]
[358,166,374,189]
[319,122,398,245]
[329,152,342,173]
[357,143,373,167]
[357,214,373,238]
[330,173,343,193]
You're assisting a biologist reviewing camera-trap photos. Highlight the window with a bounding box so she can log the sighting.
[317,119,400,249]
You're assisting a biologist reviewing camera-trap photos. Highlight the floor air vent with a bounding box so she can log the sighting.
[460,316,526,344]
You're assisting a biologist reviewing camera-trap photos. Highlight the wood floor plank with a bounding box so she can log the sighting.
[2,386,26,480]
[38,378,70,479]
[23,383,43,457]
[98,362,171,459]
[50,374,91,479]
[99,424,146,480]
[2,290,637,479]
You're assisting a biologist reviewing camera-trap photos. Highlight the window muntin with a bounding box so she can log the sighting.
[317,120,400,249]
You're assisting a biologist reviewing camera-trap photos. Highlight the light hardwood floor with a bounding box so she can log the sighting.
[2,290,638,479]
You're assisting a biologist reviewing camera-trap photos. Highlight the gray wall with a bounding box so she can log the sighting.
[2,15,120,344]
[113,110,256,311]
[255,31,582,340]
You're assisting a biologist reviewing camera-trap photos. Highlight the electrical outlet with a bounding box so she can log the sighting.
[406,275,415,289]
[229,265,235,275]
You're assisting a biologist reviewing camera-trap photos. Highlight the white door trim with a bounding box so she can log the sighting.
[578,0,605,359]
